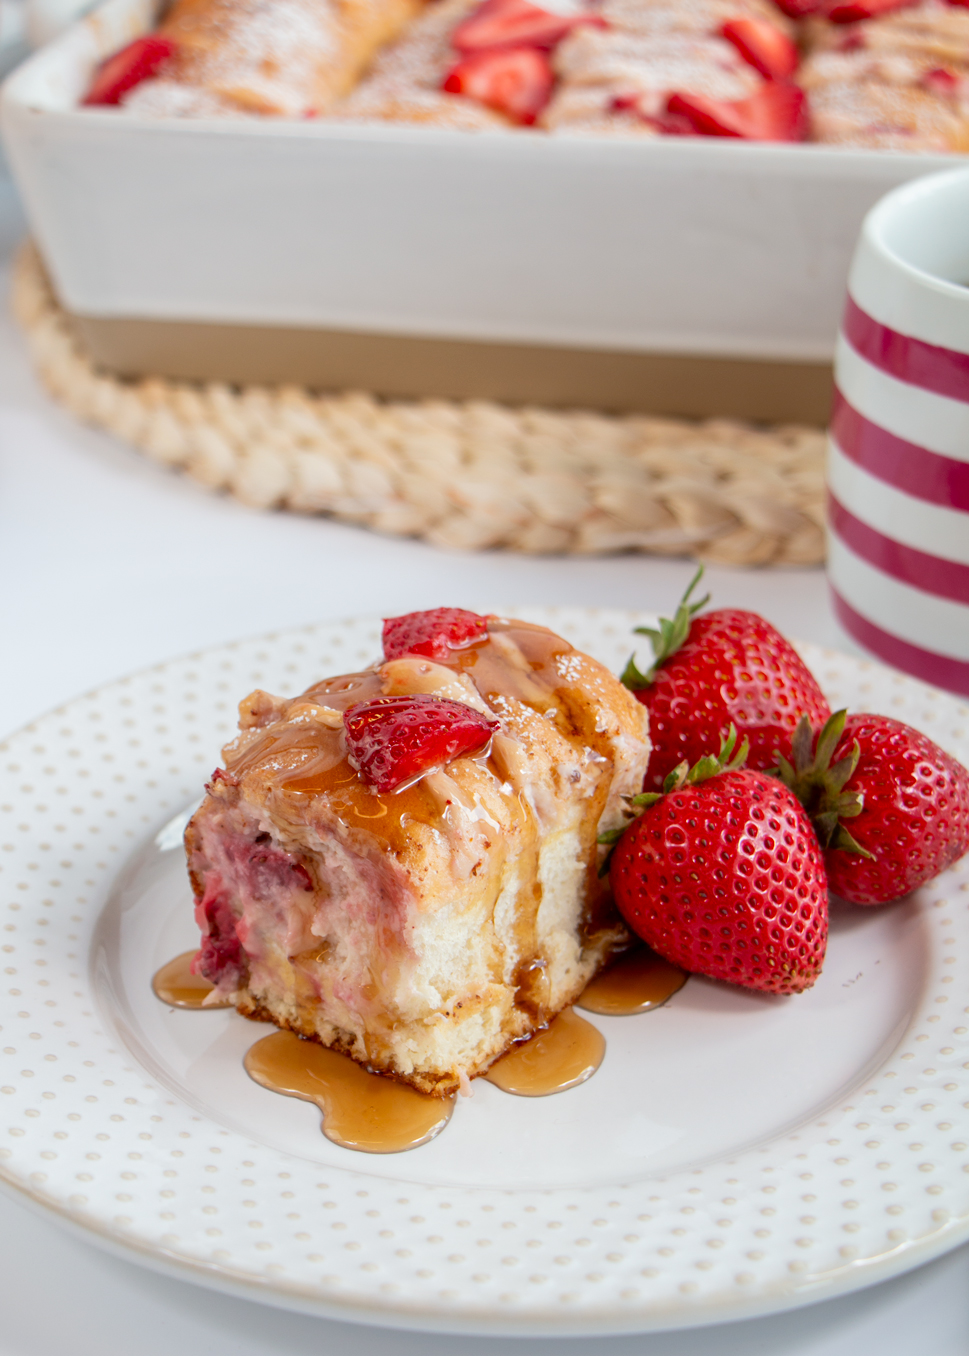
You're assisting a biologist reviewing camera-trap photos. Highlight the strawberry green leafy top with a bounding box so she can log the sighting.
[620,565,710,690]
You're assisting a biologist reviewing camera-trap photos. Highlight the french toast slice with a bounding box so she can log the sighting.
[185,612,650,1095]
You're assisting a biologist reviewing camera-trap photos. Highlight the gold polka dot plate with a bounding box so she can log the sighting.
[0,608,967,1336]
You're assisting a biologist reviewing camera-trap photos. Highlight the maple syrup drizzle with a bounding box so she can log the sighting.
[483,1008,604,1096]
[151,944,687,1144]
[226,621,576,825]
[157,619,674,1145]
[577,947,688,1016]
[244,1030,454,1153]
[151,950,234,1009]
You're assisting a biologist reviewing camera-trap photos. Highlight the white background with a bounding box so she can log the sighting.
[0,161,966,1353]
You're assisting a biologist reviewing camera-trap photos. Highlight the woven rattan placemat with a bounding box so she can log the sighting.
[12,243,826,566]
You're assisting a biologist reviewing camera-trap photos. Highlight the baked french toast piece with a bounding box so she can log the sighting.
[185,611,651,1095]
[801,1,969,151]
[125,0,425,117]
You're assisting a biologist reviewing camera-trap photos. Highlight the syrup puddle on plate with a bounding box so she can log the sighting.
[151,950,234,1009]
[576,947,687,1016]
[244,1030,454,1153]
[152,946,687,1151]
[483,1008,603,1096]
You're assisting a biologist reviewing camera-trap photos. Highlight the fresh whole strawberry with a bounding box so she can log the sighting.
[83,35,177,105]
[606,729,828,994]
[622,568,831,790]
[776,710,969,905]
[344,694,499,792]
[382,607,489,662]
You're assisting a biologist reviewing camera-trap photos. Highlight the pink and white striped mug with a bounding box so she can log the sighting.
[828,167,969,697]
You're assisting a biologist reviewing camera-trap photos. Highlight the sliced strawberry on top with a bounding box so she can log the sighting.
[83,35,178,106]
[666,81,807,141]
[382,607,489,662]
[721,17,799,80]
[443,45,554,122]
[344,694,500,793]
[823,0,912,20]
[452,0,606,53]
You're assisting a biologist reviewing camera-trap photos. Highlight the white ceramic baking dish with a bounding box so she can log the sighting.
[0,0,961,415]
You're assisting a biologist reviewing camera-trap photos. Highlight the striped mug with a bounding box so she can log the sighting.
[828,167,969,697]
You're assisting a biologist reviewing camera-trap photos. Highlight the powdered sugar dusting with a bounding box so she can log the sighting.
[118,0,419,118]
[553,29,761,103]
[802,0,969,148]
[99,0,969,146]
[122,77,249,116]
[544,0,771,129]
[172,0,343,115]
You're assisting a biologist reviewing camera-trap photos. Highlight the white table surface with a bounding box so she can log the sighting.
[0,161,966,1355]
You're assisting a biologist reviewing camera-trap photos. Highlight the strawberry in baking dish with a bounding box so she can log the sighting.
[452,0,606,50]
[443,45,556,120]
[666,81,808,138]
[83,35,178,105]
[442,0,602,122]
[721,15,800,77]
[542,0,808,139]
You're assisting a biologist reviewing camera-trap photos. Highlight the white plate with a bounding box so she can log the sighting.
[0,607,968,1337]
